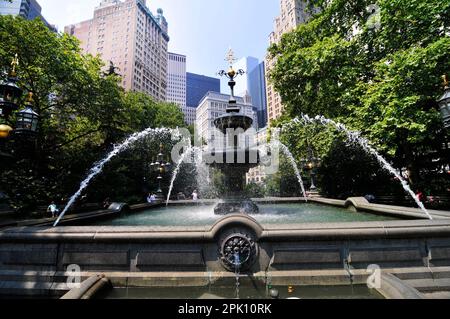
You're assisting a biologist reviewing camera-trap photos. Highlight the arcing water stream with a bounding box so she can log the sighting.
[53,127,174,227]
[54,113,433,227]
[287,115,433,220]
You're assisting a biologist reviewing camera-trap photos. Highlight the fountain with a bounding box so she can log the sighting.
[2,51,450,300]
[204,49,260,215]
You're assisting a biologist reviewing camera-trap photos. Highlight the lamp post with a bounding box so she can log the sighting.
[0,55,40,155]
[438,75,450,130]
[303,155,320,193]
[150,144,171,201]
[0,55,22,141]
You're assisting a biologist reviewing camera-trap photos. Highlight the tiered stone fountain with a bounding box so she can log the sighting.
[205,50,260,215]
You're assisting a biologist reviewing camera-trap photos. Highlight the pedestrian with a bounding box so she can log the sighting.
[416,190,425,202]
[192,190,199,201]
[147,193,157,203]
[47,201,60,218]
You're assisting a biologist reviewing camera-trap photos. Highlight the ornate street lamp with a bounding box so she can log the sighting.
[438,75,450,130]
[307,160,318,191]
[14,92,39,137]
[0,55,40,144]
[0,54,22,139]
[150,144,171,201]
[302,155,321,193]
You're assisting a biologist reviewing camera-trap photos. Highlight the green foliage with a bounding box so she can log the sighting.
[244,182,266,198]
[0,16,187,214]
[318,138,397,199]
[269,0,449,195]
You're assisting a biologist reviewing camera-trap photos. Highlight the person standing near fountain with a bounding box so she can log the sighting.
[47,201,60,218]
[192,190,199,201]
[147,193,157,204]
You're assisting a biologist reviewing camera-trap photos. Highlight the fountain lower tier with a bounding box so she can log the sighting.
[205,148,261,215]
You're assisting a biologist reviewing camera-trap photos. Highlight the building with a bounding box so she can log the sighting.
[265,0,317,122]
[65,0,169,102]
[0,0,56,31]
[232,57,268,129]
[181,106,196,126]
[186,73,221,108]
[167,52,186,108]
[247,127,269,184]
[196,92,256,146]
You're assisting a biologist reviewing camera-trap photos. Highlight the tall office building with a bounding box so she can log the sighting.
[196,92,256,146]
[0,0,56,31]
[186,73,221,108]
[167,52,186,107]
[250,62,268,129]
[265,0,317,122]
[167,52,197,125]
[65,0,169,101]
[232,57,267,129]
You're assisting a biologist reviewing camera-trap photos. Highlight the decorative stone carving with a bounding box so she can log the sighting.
[218,229,257,271]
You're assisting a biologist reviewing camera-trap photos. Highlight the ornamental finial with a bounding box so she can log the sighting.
[443,75,449,89]
[10,54,19,77]
[225,48,237,67]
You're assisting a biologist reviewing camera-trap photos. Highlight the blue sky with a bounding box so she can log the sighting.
[39,0,280,92]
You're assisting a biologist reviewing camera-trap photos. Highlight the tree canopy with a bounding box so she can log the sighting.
[268,0,449,197]
[0,16,187,214]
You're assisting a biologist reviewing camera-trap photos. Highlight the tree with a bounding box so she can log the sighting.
[0,16,187,214]
[268,0,449,190]
[318,138,397,199]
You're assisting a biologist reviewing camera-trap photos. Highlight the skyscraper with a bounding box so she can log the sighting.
[186,73,221,108]
[0,0,56,31]
[167,52,186,108]
[250,62,268,129]
[265,0,317,123]
[65,0,169,102]
[232,57,267,129]
[167,52,198,126]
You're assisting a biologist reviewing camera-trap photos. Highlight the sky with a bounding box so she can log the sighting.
[38,0,280,92]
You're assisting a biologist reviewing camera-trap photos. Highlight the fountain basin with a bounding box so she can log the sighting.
[1,198,449,299]
[92,202,398,227]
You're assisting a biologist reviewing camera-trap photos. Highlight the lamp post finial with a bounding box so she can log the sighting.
[225,48,237,67]
[10,54,19,77]
[442,75,449,89]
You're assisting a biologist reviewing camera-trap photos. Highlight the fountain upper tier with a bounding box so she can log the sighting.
[214,113,254,134]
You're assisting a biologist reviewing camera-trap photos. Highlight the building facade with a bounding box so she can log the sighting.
[265,0,316,122]
[181,106,196,126]
[65,0,169,101]
[232,57,268,129]
[167,52,186,104]
[0,0,56,31]
[186,73,221,108]
[196,92,256,146]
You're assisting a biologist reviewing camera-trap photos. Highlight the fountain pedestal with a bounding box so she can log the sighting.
[205,147,260,215]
